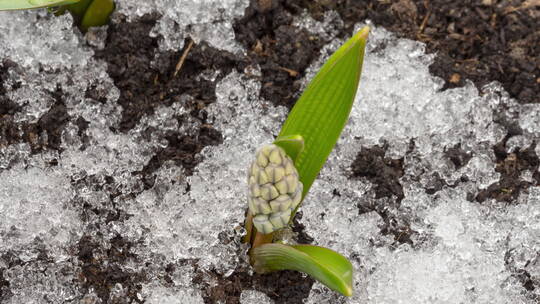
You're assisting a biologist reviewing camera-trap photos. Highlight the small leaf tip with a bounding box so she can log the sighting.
[356,26,370,41]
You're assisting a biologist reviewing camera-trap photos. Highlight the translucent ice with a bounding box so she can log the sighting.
[0,11,91,71]
[0,166,81,260]
[141,283,204,304]
[300,24,539,303]
[240,289,274,304]
[293,10,344,41]
[114,0,249,53]
[3,261,81,304]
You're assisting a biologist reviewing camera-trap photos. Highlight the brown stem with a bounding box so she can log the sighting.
[251,232,274,250]
[244,209,274,260]
[243,211,254,244]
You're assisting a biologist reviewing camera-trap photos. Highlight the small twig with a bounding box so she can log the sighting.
[174,39,194,78]
[278,66,299,77]
[418,0,431,36]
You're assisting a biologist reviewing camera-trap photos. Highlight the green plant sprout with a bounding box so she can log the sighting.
[0,0,114,31]
[244,26,369,297]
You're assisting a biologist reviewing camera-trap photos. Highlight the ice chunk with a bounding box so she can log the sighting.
[0,166,81,260]
[0,11,91,71]
[519,104,540,134]
[142,282,204,304]
[2,261,81,304]
[293,10,344,41]
[240,289,274,304]
[115,0,249,53]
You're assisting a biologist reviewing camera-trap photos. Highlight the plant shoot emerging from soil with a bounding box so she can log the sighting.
[244,26,370,297]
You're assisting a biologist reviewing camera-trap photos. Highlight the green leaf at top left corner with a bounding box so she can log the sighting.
[0,0,80,10]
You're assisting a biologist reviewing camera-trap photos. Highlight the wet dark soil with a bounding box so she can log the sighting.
[445,143,474,170]
[234,1,330,108]
[77,235,145,303]
[471,107,540,202]
[93,14,239,177]
[0,61,69,158]
[0,268,9,301]
[196,269,314,304]
[351,144,405,202]
[476,139,540,202]
[299,0,539,104]
[351,144,415,246]
[68,171,146,303]
[236,0,539,108]
[94,14,241,133]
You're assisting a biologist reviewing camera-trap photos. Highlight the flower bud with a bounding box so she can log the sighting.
[247,144,303,234]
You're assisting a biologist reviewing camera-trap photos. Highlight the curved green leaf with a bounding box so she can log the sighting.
[0,0,79,10]
[64,0,91,21]
[79,0,113,31]
[277,27,369,200]
[252,243,353,297]
[273,134,304,163]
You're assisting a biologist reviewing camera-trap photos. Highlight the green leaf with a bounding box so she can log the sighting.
[0,0,79,10]
[252,243,353,297]
[277,27,369,200]
[273,134,304,163]
[65,0,91,21]
[79,0,114,31]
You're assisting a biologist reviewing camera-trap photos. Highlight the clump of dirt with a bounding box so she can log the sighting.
[351,144,414,245]
[74,116,90,151]
[69,172,146,303]
[195,269,314,304]
[0,61,69,156]
[234,0,330,108]
[445,143,473,169]
[504,248,539,295]
[70,173,130,224]
[140,124,223,181]
[0,89,68,154]
[30,89,69,153]
[351,144,405,201]
[476,139,539,202]
[424,172,466,195]
[0,61,20,150]
[472,106,540,202]
[298,0,540,104]
[77,235,145,303]
[0,268,9,302]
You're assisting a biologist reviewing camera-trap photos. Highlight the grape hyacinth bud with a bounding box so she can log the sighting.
[247,144,303,234]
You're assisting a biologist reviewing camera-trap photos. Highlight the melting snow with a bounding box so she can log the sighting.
[0,4,539,304]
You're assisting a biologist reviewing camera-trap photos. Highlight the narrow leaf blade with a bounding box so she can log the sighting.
[252,243,353,297]
[0,0,79,10]
[277,27,369,199]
